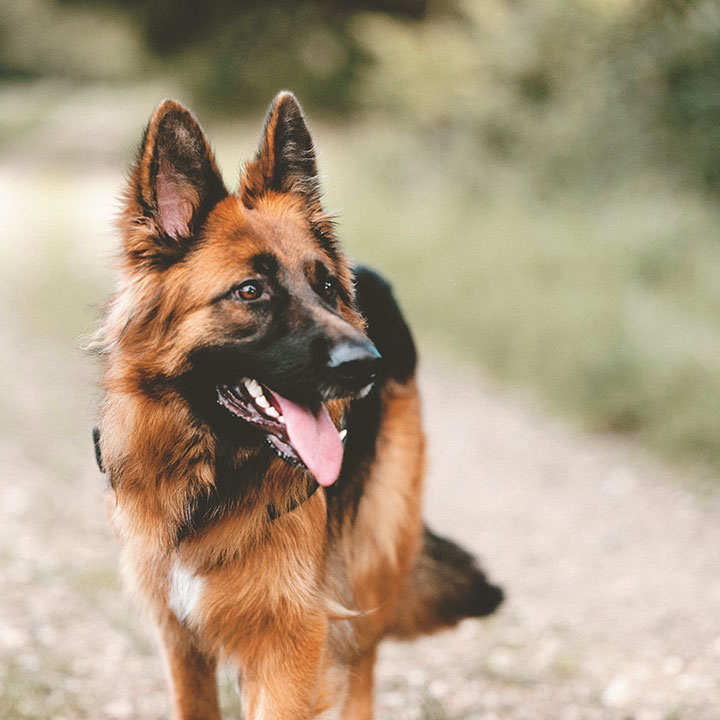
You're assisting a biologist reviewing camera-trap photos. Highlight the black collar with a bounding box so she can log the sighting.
[267,478,319,520]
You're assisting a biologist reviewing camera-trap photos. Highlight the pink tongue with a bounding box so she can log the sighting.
[268,391,344,487]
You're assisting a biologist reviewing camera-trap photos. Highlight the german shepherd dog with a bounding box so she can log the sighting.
[95,92,503,719]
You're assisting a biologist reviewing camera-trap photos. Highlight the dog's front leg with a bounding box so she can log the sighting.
[239,612,330,720]
[340,649,377,720]
[157,611,222,720]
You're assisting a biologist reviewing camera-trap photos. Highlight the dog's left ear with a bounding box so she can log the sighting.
[241,91,321,209]
[123,99,227,267]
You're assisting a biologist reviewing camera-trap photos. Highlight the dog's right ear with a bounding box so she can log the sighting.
[241,91,321,209]
[122,99,227,268]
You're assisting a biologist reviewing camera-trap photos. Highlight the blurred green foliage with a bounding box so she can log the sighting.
[0,0,149,81]
[0,0,425,113]
[355,0,720,193]
[312,123,720,477]
[3,0,720,475]
[2,0,720,188]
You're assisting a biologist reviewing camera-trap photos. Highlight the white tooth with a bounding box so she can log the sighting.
[245,378,263,398]
[256,394,270,409]
[265,406,279,418]
[339,429,348,441]
[357,383,373,399]
[278,416,285,424]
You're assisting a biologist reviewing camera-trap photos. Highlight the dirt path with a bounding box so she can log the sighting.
[2,94,720,717]
[380,363,720,720]
[1,345,719,719]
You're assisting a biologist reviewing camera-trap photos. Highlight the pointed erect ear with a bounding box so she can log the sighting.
[241,91,321,207]
[124,99,227,266]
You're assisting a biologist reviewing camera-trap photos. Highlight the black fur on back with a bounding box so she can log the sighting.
[327,265,417,516]
[352,265,416,385]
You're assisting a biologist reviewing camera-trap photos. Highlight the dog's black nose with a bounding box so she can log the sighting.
[327,339,382,390]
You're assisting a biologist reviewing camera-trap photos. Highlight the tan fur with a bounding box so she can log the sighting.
[98,94,482,720]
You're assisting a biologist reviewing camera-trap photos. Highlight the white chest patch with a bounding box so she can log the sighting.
[253,688,267,720]
[168,560,205,622]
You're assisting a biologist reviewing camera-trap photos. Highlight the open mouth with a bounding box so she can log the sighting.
[216,378,348,487]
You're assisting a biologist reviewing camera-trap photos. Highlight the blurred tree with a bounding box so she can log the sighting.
[0,0,148,81]
[50,0,427,114]
[3,0,720,192]
[615,0,720,191]
[354,0,720,194]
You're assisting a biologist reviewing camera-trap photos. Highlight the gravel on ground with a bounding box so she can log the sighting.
[1,331,719,720]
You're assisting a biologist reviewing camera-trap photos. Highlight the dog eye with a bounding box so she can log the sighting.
[232,281,263,302]
[322,279,337,300]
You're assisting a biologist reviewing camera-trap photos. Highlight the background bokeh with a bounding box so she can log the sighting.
[2,1,720,718]
[4,0,720,471]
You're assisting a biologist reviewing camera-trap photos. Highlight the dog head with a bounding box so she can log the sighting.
[106,93,380,486]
